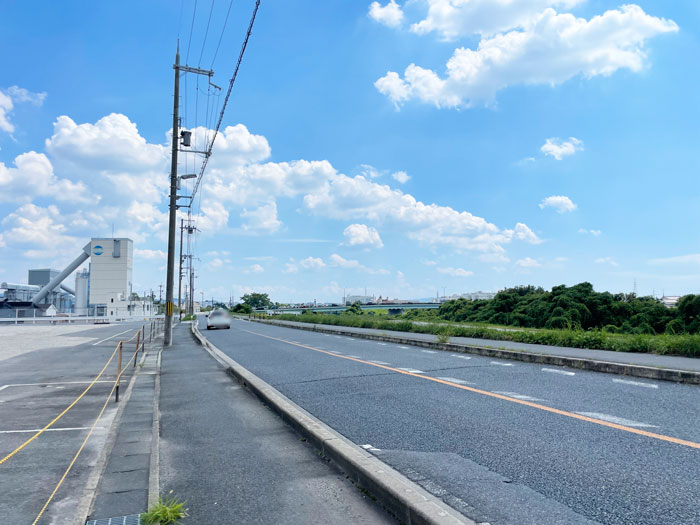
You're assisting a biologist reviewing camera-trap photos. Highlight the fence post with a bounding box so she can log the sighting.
[134,329,141,368]
[116,342,123,402]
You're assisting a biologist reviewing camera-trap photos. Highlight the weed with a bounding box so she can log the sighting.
[141,491,188,524]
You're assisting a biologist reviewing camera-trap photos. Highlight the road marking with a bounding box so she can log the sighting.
[575,412,658,428]
[0,381,114,390]
[329,351,343,355]
[542,368,575,376]
[490,361,514,367]
[369,360,391,365]
[422,350,437,354]
[239,327,700,450]
[0,426,105,434]
[399,346,410,349]
[398,368,424,374]
[436,377,473,385]
[377,343,387,346]
[450,354,472,360]
[346,355,363,359]
[492,391,543,402]
[92,329,132,346]
[361,444,382,452]
[613,378,659,389]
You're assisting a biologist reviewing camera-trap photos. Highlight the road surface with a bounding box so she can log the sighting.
[201,317,700,525]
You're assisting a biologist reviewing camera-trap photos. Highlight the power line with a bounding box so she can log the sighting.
[185,0,199,64]
[198,0,216,66]
[191,0,261,201]
[210,0,235,69]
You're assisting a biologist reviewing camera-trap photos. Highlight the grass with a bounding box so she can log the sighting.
[269,313,700,358]
[141,491,188,524]
[181,314,196,322]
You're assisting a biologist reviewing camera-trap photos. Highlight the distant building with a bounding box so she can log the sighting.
[661,296,680,308]
[345,295,374,305]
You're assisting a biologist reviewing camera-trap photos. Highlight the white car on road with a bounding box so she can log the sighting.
[206,309,231,330]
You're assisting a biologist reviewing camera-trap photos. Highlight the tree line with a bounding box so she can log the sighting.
[423,282,700,335]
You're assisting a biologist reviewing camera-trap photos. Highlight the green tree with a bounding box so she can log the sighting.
[232,303,253,314]
[241,292,274,310]
[345,301,364,315]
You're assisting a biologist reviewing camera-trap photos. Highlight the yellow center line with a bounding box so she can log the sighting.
[240,327,700,450]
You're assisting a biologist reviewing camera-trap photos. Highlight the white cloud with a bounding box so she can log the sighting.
[541,137,583,160]
[207,258,224,270]
[422,260,438,266]
[134,249,167,260]
[240,201,282,233]
[392,170,410,184]
[0,203,79,259]
[300,256,326,270]
[0,151,91,203]
[437,266,474,277]
[410,0,583,40]
[329,253,390,274]
[343,223,384,249]
[305,174,540,253]
[595,256,619,266]
[283,258,299,273]
[376,5,678,108]
[0,85,47,134]
[649,254,700,266]
[539,195,576,213]
[369,0,404,28]
[578,228,601,236]
[249,263,265,273]
[516,257,541,268]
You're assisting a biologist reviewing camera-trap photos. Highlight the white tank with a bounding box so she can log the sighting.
[75,269,89,315]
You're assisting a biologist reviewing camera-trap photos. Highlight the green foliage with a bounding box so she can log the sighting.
[432,283,687,335]
[345,301,364,315]
[231,303,253,314]
[181,314,196,321]
[141,491,188,524]
[240,292,273,310]
[272,312,700,357]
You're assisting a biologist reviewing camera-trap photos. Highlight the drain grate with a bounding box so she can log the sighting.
[86,514,141,525]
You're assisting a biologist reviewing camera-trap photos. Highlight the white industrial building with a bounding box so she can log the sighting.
[0,237,153,319]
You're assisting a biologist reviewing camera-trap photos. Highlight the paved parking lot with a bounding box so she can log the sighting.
[0,321,150,524]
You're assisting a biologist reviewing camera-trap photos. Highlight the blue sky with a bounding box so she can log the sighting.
[1,0,699,303]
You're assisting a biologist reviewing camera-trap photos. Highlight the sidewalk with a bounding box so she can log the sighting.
[250,318,700,380]
[157,323,394,524]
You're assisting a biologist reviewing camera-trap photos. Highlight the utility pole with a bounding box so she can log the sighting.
[178,218,184,320]
[164,46,180,346]
[164,45,213,345]
[189,262,195,314]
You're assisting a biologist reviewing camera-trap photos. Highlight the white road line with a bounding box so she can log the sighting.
[492,391,544,402]
[0,426,105,434]
[436,377,473,385]
[346,355,363,359]
[575,412,658,428]
[450,354,472,360]
[377,343,387,346]
[398,368,424,374]
[329,351,343,355]
[490,361,514,367]
[399,346,410,349]
[92,329,132,346]
[369,360,391,365]
[422,350,437,354]
[542,368,575,376]
[360,444,382,452]
[613,378,659,389]
[0,381,114,390]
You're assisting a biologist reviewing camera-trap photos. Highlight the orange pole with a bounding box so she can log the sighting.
[116,342,122,402]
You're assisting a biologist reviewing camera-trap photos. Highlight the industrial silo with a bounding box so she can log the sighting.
[75,269,89,316]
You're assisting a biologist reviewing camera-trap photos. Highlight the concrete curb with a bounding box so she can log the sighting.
[147,348,162,509]
[191,322,474,525]
[249,318,700,385]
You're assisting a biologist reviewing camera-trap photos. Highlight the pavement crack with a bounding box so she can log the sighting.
[278,371,397,386]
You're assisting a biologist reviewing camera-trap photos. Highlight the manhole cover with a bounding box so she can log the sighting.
[86,514,141,525]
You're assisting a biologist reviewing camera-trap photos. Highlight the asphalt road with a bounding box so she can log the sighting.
[201,317,700,525]
[0,321,149,524]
